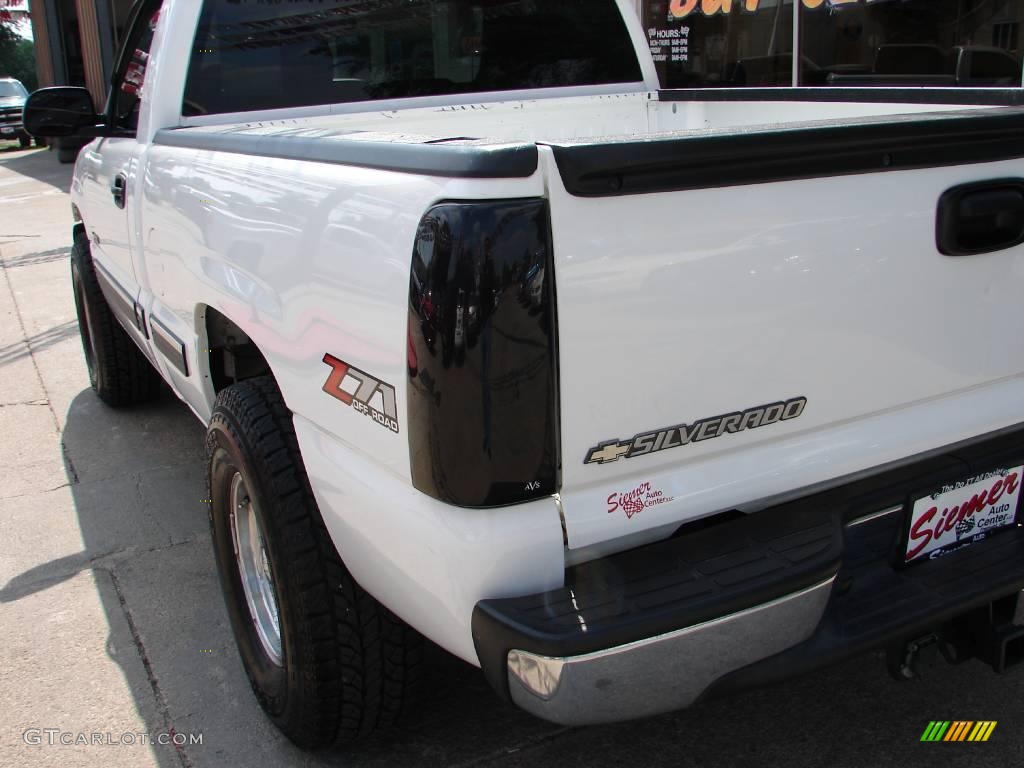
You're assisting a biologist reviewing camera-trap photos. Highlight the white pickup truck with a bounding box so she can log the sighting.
[23,0,1024,749]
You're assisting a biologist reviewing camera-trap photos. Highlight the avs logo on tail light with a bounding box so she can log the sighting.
[585,397,807,465]
[322,354,399,434]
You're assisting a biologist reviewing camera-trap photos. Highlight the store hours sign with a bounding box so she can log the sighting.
[649,26,691,64]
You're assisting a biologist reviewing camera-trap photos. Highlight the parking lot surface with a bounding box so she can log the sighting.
[1,144,1023,767]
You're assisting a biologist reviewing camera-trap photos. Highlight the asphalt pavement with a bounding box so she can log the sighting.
[1,143,1023,768]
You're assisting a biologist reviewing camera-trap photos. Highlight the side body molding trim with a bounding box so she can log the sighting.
[149,316,189,377]
[93,260,146,337]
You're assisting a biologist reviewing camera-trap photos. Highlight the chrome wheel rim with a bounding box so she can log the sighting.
[229,472,283,666]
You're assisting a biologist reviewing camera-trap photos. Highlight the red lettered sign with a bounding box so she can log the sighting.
[905,467,1022,563]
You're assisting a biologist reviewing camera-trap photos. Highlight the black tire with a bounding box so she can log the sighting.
[71,233,163,406]
[207,377,422,749]
[57,146,77,164]
[19,135,30,149]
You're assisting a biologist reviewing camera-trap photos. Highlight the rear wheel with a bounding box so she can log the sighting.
[18,135,30,149]
[207,377,422,749]
[70,233,162,406]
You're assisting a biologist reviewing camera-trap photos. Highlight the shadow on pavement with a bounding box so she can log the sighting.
[0,147,73,193]
[0,319,78,367]
[2,247,71,269]
[0,552,94,602]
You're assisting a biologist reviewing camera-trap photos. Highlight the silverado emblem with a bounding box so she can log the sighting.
[584,397,808,465]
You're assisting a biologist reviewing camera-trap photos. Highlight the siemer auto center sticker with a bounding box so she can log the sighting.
[607,481,675,520]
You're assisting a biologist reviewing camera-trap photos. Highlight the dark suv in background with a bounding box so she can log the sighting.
[0,78,34,148]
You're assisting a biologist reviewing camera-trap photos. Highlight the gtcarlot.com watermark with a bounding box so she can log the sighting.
[23,728,203,747]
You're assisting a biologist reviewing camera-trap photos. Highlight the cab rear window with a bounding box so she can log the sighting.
[182,0,643,117]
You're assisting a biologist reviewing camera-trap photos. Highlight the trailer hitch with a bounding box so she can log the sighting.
[890,595,1024,680]
[887,633,940,681]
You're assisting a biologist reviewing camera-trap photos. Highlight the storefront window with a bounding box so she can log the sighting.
[645,0,1024,88]
[644,0,795,87]
[800,0,1023,87]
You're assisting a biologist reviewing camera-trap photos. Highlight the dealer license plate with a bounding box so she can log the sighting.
[904,466,1023,564]
[1,127,14,135]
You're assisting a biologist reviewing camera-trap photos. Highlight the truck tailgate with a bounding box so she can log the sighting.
[543,107,1024,551]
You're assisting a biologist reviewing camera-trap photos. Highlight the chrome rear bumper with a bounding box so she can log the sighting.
[505,578,834,725]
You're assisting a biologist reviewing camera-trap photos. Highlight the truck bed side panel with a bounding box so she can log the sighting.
[136,145,564,661]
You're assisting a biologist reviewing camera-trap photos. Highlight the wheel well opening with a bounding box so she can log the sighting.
[204,308,272,394]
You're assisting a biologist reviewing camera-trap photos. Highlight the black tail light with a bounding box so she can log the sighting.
[407,199,560,507]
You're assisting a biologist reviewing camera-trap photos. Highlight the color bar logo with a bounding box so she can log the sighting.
[322,354,399,434]
[920,721,997,742]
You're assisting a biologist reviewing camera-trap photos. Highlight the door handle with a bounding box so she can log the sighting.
[111,173,127,210]
[937,179,1024,256]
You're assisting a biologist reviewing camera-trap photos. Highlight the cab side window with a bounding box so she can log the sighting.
[112,2,165,132]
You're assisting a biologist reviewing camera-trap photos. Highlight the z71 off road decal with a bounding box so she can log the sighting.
[585,397,807,465]
[322,355,400,434]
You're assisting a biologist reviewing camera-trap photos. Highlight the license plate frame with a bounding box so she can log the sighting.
[902,465,1023,565]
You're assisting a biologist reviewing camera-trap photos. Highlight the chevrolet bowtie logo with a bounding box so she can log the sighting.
[585,441,632,465]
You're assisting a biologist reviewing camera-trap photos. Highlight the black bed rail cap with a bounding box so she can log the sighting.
[546,106,1024,197]
[154,128,539,179]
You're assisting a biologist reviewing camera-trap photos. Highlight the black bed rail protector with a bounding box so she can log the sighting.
[547,106,1024,197]
[153,129,539,179]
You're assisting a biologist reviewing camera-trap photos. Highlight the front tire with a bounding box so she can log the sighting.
[70,233,162,406]
[207,377,422,749]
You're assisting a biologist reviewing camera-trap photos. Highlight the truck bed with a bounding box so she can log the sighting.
[173,90,988,146]
[153,92,1024,561]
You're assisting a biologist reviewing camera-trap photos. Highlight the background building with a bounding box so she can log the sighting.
[28,0,133,108]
